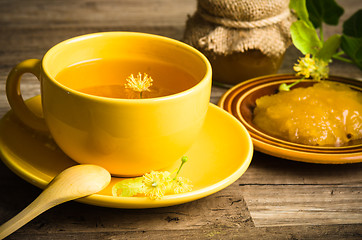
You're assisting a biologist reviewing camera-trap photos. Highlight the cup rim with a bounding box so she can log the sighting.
[41,32,212,103]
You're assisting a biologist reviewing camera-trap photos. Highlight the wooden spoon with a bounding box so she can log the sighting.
[0,164,111,239]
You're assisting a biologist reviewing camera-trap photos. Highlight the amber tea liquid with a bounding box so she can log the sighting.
[55,58,198,99]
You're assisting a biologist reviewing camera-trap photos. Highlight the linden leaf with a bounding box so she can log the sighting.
[289,0,313,28]
[341,35,362,70]
[306,0,344,28]
[316,34,341,61]
[112,177,144,197]
[340,10,362,69]
[290,20,322,55]
[343,9,362,38]
[289,0,308,22]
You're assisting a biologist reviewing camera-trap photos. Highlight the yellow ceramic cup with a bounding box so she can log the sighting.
[6,32,212,176]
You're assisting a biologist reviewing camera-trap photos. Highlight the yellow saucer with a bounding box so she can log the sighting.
[0,96,253,208]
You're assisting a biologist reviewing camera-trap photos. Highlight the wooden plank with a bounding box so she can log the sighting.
[241,184,362,227]
[1,0,362,238]
[241,152,362,185]
[238,153,362,227]
[0,169,253,234]
[1,171,360,238]
[7,224,362,240]
[0,0,196,28]
[0,26,187,71]
[2,158,361,231]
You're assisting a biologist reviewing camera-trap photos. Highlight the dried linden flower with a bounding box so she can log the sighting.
[280,54,330,92]
[293,54,316,78]
[112,157,193,200]
[311,59,329,81]
[171,177,193,194]
[293,54,329,81]
[142,171,171,200]
[125,72,153,98]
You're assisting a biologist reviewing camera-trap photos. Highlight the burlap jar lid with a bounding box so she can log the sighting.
[184,0,295,58]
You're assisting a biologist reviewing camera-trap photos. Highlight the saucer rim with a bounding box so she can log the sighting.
[0,98,253,208]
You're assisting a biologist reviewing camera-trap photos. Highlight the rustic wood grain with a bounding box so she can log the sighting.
[0,0,362,239]
[241,184,362,227]
[7,225,362,240]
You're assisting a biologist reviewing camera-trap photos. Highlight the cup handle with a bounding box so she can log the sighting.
[6,59,48,132]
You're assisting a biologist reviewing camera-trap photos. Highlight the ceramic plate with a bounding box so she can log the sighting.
[0,96,253,208]
[218,74,362,164]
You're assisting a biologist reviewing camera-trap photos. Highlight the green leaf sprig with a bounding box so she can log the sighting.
[280,0,361,91]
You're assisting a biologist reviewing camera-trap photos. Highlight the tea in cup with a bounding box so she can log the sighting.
[6,32,212,176]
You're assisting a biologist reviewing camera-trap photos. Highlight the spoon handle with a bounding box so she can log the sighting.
[0,190,59,239]
[0,164,111,239]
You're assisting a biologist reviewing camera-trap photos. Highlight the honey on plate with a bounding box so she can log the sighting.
[253,81,362,146]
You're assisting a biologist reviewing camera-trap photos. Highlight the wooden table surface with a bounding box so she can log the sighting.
[1,0,361,239]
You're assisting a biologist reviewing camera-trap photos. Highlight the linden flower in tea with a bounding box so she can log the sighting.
[112,156,193,200]
[124,72,153,98]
